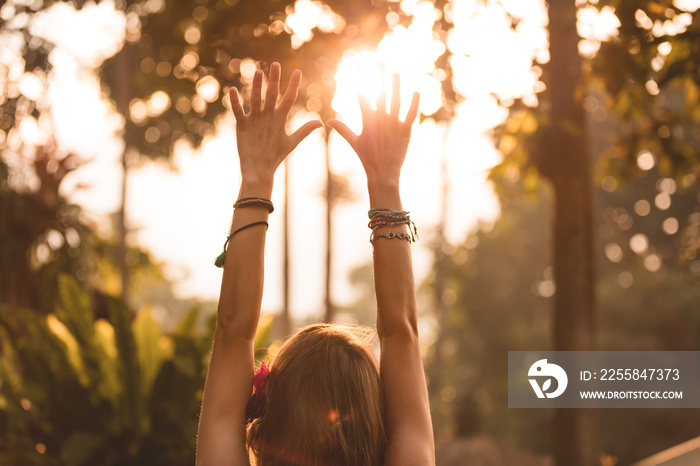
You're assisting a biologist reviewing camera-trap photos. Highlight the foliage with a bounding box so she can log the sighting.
[0,140,182,316]
[494,0,700,175]
[493,0,700,260]
[0,144,93,313]
[0,274,275,465]
[592,0,700,179]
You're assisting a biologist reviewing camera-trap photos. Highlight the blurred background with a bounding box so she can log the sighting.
[1,0,699,464]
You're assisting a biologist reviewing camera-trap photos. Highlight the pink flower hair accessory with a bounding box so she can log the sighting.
[246,362,269,423]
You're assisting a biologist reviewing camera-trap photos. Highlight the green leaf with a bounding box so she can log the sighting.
[46,314,89,387]
[106,296,142,434]
[92,319,122,417]
[133,306,168,400]
[55,274,94,347]
[174,307,200,337]
[253,313,275,361]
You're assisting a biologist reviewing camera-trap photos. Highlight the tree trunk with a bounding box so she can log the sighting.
[430,125,450,396]
[324,130,334,322]
[538,1,599,464]
[114,42,133,306]
[282,159,292,337]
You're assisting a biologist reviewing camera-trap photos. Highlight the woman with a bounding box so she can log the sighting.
[196,62,434,465]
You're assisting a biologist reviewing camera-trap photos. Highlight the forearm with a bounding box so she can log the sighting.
[371,181,434,463]
[369,180,419,339]
[216,178,273,340]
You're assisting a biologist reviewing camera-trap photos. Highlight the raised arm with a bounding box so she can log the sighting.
[196,63,321,466]
[327,75,435,465]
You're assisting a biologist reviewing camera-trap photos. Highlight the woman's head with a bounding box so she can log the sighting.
[247,323,386,465]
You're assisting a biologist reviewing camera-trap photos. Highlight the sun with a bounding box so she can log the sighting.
[331,1,446,132]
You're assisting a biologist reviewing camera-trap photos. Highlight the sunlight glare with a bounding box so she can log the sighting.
[447,0,548,101]
[285,0,345,49]
[332,1,446,130]
[577,5,620,42]
[674,0,700,11]
[577,5,620,57]
[30,0,125,68]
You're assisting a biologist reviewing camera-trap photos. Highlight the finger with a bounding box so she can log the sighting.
[229,88,246,126]
[288,120,324,152]
[250,69,263,115]
[277,69,302,116]
[358,92,373,116]
[326,119,358,149]
[390,73,401,117]
[376,66,387,115]
[403,91,420,129]
[264,62,281,113]
[358,92,374,131]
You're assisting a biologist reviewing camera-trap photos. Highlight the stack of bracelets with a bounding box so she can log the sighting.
[368,208,418,244]
[214,197,274,268]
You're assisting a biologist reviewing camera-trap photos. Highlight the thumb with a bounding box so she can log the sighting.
[326,119,358,150]
[288,120,323,152]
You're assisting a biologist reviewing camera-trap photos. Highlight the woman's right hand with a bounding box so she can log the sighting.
[326,74,420,188]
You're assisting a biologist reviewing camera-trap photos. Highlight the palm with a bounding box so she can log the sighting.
[327,74,420,183]
[230,63,322,181]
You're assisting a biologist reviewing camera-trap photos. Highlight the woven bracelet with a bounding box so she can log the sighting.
[234,197,274,213]
[368,208,409,218]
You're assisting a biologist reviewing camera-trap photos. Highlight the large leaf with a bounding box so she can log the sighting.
[55,274,94,347]
[46,314,89,387]
[93,319,122,419]
[106,296,142,437]
[133,306,172,402]
[253,313,276,361]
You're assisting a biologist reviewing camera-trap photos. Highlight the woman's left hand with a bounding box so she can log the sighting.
[229,62,323,186]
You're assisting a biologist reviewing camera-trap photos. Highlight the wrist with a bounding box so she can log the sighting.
[367,179,402,210]
[239,178,274,200]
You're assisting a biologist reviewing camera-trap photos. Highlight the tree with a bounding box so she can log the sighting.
[538,2,598,463]
[491,1,700,463]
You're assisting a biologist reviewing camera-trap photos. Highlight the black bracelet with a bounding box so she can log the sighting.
[214,221,269,268]
[234,197,274,213]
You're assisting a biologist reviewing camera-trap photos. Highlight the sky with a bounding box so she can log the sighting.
[10,0,696,322]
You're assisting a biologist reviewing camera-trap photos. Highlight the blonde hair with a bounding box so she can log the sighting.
[247,324,387,465]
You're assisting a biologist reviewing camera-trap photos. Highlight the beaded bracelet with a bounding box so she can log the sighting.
[214,221,269,268]
[370,231,412,244]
